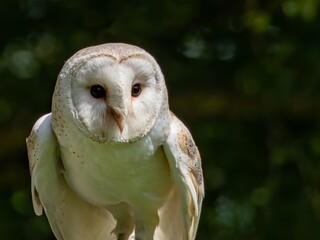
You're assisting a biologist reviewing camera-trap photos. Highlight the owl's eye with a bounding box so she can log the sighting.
[90,85,106,99]
[131,84,141,97]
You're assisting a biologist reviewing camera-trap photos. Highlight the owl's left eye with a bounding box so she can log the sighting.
[131,84,142,97]
[90,85,106,99]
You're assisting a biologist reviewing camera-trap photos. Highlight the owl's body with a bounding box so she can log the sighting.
[59,123,171,240]
[61,130,171,209]
[27,43,204,240]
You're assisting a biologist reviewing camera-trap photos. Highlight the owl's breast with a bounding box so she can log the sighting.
[58,131,172,209]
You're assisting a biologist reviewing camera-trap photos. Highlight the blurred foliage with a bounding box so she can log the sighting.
[1,0,320,239]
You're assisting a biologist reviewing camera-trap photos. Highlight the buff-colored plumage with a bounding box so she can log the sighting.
[26,43,204,240]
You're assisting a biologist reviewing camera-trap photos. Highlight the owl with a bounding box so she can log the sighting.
[27,43,204,240]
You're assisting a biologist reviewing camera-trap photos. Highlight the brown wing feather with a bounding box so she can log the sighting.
[163,114,204,240]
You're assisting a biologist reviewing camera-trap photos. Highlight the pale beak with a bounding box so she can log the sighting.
[110,109,125,133]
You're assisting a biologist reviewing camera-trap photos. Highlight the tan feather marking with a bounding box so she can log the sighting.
[189,214,196,240]
[189,172,199,198]
[178,130,197,159]
[119,53,147,63]
[189,192,195,213]
[188,195,196,239]
[178,129,203,185]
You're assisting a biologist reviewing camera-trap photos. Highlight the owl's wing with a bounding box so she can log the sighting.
[161,114,204,240]
[27,113,116,240]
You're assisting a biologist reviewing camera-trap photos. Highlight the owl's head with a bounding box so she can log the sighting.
[53,43,169,143]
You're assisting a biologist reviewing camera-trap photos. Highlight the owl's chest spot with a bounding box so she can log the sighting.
[60,136,172,207]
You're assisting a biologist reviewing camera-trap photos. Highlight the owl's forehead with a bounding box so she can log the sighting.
[71,56,157,85]
[71,55,156,80]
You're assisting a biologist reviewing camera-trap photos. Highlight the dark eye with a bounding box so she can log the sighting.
[90,85,106,99]
[131,83,142,97]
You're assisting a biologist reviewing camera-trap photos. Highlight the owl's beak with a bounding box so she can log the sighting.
[110,109,125,133]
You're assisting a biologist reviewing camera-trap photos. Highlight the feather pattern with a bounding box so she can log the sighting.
[163,113,204,240]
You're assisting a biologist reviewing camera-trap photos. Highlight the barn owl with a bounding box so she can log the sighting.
[27,43,204,240]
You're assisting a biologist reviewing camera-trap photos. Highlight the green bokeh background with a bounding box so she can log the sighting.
[1,0,320,239]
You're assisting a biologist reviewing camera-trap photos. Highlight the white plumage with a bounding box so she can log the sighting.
[27,43,204,240]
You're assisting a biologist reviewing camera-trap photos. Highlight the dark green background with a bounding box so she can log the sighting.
[1,0,320,239]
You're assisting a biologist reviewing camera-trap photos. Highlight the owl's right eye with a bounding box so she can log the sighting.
[90,85,106,99]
